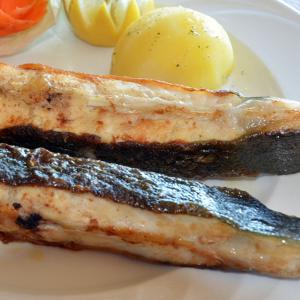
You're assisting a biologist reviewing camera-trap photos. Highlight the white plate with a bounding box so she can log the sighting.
[1,0,300,299]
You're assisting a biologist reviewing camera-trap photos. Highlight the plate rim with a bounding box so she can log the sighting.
[0,0,300,299]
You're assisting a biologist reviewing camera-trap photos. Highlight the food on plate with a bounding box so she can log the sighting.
[0,143,299,278]
[63,0,155,46]
[0,63,299,179]
[0,0,60,56]
[111,6,234,89]
[0,0,47,37]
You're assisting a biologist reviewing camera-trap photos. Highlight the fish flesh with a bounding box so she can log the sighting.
[0,143,299,278]
[0,63,300,178]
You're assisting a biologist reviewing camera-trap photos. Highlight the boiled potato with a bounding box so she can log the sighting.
[111,6,234,89]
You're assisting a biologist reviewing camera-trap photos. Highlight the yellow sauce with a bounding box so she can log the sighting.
[225,36,283,97]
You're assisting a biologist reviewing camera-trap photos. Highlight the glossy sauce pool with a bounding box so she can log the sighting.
[224,36,283,97]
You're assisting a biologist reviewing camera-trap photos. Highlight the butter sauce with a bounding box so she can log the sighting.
[225,36,283,97]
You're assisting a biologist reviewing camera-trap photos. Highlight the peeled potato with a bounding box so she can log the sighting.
[111,6,234,89]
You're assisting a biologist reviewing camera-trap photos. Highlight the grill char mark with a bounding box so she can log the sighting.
[16,213,42,230]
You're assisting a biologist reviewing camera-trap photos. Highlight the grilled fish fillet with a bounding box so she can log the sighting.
[0,143,299,278]
[0,63,299,178]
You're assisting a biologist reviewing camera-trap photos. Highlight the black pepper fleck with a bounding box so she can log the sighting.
[12,202,21,210]
[45,92,62,104]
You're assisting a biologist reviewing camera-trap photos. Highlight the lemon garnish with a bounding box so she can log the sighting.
[64,0,154,46]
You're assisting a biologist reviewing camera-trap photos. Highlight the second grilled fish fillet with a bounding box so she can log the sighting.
[0,143,299,278]
[0,63,300,178]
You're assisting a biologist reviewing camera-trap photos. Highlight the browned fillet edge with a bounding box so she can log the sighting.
[17,63,237,97]
[0,231,294,278]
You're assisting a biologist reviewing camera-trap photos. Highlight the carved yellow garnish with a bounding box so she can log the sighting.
[64,0,155,46]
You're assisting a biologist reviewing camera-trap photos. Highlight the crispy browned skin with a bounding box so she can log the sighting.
[0,143,299,278]
[0,63,300,178]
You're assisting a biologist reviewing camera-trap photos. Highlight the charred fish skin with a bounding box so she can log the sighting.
[0,126,300,178]
[0,143,300,277]
[0,63,300,179]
